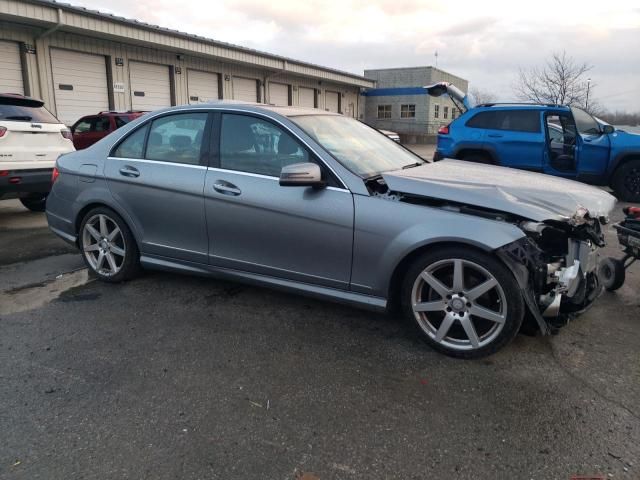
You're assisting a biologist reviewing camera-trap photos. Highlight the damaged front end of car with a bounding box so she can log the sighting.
[497,209,606,334]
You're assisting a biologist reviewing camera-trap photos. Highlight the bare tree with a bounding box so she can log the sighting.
[514,51,594,109]
[469,87,497,105]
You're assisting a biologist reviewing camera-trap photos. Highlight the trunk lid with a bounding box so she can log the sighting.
[423,82,474,112]
[382,160,617,222]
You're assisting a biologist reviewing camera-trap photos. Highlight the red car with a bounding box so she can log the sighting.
[71,111,146,149]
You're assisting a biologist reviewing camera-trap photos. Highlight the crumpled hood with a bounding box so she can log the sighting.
[382,159,617,222]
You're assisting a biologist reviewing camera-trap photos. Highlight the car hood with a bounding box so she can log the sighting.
[609,128,640,146]
[382,159,617,222]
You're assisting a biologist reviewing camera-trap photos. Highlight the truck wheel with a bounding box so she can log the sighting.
[611,159,640,202]
[20,194,48,212]
[599,258,625,292]
[401,247,524,359]
[459,152,493,165]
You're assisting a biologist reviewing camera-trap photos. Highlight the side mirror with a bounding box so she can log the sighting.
[279,162,325,188]
[602,125,615,135]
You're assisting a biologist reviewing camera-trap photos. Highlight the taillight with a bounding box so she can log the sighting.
[0,170,8,177]
[0,126,7,138]
[51,167,60,184]
[61,129,72,140]
[438,125,450,135]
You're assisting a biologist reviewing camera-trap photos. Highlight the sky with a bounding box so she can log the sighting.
[71,0,640,111]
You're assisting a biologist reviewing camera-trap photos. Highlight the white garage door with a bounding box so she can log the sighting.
[325,91,340,113]
[129,61,171,111]
[0,41,24,95]
[299,87,315,108]
[269,82,289,106]
[51,49,109,125]
[233,77,258,102]
[187,69,219,104]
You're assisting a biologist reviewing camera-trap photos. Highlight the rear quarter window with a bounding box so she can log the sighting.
[466,110,541,133]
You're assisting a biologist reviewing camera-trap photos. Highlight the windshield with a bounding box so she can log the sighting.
[290,115,423,178]
[0,103,60,124]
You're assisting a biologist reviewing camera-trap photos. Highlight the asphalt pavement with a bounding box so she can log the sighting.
[1,183,639,479]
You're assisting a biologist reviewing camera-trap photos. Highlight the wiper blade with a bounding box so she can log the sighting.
[402,162,423,169]
[5,115,32,121]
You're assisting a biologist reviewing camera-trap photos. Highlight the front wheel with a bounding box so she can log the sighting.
[401,247,524,359]
[611,159,640,202]
[79,207,140,282]
[20,193,48,212]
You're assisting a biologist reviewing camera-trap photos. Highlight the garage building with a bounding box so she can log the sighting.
[0,0,373,125]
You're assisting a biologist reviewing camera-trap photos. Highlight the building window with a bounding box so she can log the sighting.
[377,105,392,119]
[400,104,416,118]
[443,106,449,119]
[434,104,440,119]
[451,108,457,119]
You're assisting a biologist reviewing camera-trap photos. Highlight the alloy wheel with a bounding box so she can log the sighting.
[82,214,126,277]
[410,258,507,351]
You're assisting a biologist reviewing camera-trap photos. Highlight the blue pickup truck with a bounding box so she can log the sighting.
[426,83,640,201]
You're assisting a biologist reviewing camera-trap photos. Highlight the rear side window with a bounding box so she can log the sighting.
[145,113,207,165]
[114,116,132,128]
[0,101,60,124]
[113,125,148,159]
[466,110,541,133]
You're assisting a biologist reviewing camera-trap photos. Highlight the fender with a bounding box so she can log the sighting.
[606,150,640,179]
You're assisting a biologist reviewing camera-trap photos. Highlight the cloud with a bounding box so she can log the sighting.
[69,0,640,111]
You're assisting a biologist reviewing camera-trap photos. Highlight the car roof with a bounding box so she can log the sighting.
[473,103,571,112]
[146,101,340,118]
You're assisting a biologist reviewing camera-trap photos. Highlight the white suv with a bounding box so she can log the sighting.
[0,94,75,211]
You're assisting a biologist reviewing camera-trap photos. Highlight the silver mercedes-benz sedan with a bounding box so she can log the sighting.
[46,102,616,358]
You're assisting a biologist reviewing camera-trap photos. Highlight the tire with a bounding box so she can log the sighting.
[459,152,493,165]
[20,193,48,212]
[78,207,140,282]
[598,257,625,292]
[401,247,524,359]
[611,159,640,202]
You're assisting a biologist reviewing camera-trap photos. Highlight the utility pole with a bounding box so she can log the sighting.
[434,51,438,68]
[586,77,591,111]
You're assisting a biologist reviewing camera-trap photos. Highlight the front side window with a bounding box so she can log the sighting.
[401,104,416,118]
[146,113,207,165]
[377,105,392,119]
[220,114,309,177]
[443,106,449,119]
[73,118,92,133]
[434,104,440,119]
[571,107,600,135]
[291,114,423,178]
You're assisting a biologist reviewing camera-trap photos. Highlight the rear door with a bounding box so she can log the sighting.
[105,111,210,263]
[204,112,354,289]
[72,116,111,150]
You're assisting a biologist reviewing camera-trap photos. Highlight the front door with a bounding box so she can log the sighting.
[204,113,354,289]
[571,107,610,179]
[104,111,210,263]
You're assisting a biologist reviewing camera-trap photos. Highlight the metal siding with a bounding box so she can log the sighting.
[50,48,109,125]
[269,82,289,106]
[0,40,24,94]
[187,69,219,104]
[232,76,258,102]
[129,61,171,110]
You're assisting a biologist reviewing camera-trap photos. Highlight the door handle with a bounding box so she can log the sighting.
[487,133,503,138]
[119,166,140,178]
[213,181,241,196]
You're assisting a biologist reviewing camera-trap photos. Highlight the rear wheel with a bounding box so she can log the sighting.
[79,207,140,282]
[401,247,524,359]
[459,152,494,165]
[611,159,640,202]
[20,193,48,212]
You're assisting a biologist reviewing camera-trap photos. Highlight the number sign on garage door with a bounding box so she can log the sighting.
[0,41,24,95]
[269,82,289,106]
[325,91,340,113]
[232,77,258,102]
[129,61,172,111]
[51,49,109,126]
[187,70,219,104]
[299,87,315,108]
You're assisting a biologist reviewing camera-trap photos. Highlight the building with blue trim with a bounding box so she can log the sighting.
[363,66,468,142]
